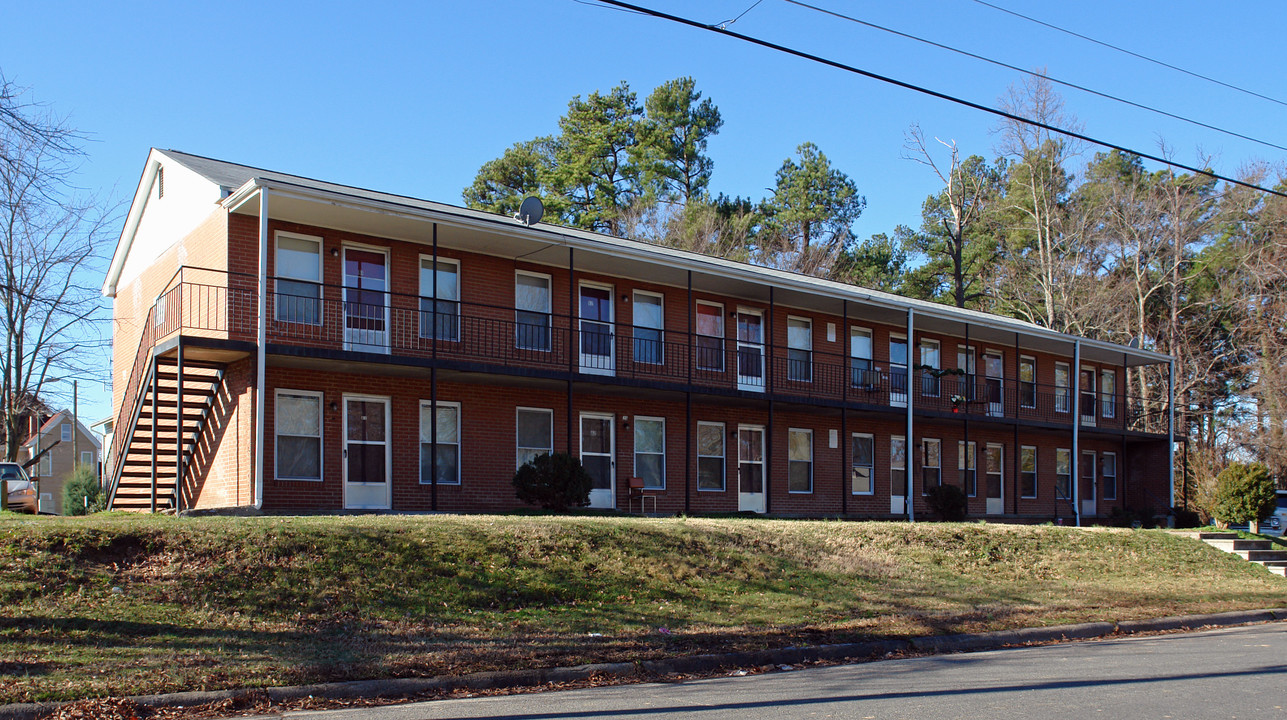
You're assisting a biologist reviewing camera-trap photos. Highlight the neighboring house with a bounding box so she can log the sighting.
[20,410,101,514]
[101,149,1176,520]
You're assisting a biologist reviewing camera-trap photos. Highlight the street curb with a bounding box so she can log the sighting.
[3,608,1284,720]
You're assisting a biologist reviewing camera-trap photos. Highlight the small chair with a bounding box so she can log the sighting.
[627,476,657,515]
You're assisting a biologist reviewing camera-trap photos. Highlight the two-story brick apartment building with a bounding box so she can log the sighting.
[103,149,1175,521]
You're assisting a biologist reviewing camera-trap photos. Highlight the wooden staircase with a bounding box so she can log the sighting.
[1199,532,1287,577]
[108,355,226,512]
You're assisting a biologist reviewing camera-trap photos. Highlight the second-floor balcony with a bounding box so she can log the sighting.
[148,269,1171,436]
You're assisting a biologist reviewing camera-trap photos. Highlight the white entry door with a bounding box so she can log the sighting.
[736,310,765,391]
[1081,450,1097,517]
[737,426,766,513]
[343,247,389,353]
[579,284,615,375]
[343,395,391,510]
[581,413,615,509]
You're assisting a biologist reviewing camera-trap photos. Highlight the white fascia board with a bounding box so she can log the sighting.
[238,178,1171,366]
[102,150,165,297]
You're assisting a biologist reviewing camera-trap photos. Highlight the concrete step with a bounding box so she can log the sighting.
[1198,532,1240,540]
[1241,550,1287,562]
[1206,539,1273,552]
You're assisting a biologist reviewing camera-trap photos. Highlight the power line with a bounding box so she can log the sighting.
[587,0,1287,200]
[785,0,1287,154]
[970,0,1287,110]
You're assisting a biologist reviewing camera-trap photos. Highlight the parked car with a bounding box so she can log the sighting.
[2,463,35,514]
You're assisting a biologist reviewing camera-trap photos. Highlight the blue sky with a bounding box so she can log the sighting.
[3,0,1285,422]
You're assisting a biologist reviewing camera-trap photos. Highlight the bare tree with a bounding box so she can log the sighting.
[0,75,113,486]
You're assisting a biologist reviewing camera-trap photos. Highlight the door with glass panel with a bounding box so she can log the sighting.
[579,284,614,375]
[343,395,391,510]
[736,310,764,391]
[343,248,388,352]
[985,443,1004,515]
[1081,450,1097,517]
[737,426,766,513]
[983,351,1004,417]
[580,413,615,509]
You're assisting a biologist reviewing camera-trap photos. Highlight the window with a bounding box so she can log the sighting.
[276,391,322,481]
[851,433,874,494]
[419,401,460,485]
[788,429,812,493]
[1082,450,1096,499]
[39,452,51,477]
[515,273,552,351]
[921,438,941,494]
[697,422,725,491]
[891,435,907,496]
[958,345,977,401]
[60,423,72,442]
[787,317,812,382]
[1056,448,1072,499]
[890,337,908,400]
[275,233,322,324]
[1054,363,1071,413]
[156,166,164,198]
[986,444,1004,501]
[80,450,94,469]
[516,408,553,469]
[1020,446,1037,498]
[920,340,940,397]
[633,291,664,365]
[850,327,875,388]
[1019,356,1037,409]
[1101,370,1117,419]
[958,440,977,497]
[696,302,724,371]
[635,417,665,489]
[1102,452,1117,500]
[419,257,460,341]
[154,293,166,327]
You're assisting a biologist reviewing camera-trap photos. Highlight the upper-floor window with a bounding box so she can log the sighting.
[1101,369,1117,419]
[890,336,908,403]
[920,339,940,397]
[61,423,72,442]
[958,345,976,401]
[419,257,460,342]
[787,317,812,382]
[633,291,664,365]
[695,301,724,372]
[850,327,874,388]
[1019,356,1037,408]
[275,233,323,325]
[515,272,552,351]
[1054,362,1071,413]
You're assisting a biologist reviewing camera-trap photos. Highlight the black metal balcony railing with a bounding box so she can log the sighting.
[141,271,1172,436]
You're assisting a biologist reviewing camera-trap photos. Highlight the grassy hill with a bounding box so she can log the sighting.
[0,513,1282,704]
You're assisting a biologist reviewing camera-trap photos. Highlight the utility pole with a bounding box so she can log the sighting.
[72,380,78,471]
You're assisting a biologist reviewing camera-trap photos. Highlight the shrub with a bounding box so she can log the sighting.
[1212,462,1276,526]
[62,463,105,516]
[512,453,592,512]
[925,484,968,522]
[1171,507,1202,529]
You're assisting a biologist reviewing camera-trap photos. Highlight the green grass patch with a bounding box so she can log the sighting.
[0,514,1282,704]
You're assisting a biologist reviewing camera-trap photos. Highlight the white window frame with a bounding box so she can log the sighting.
[39,451,52,477]
[275,389,324,482]
[632,290,665,366]
[515,270,553,352]
[851,432,875,495]
[516,407,554,469]
[920,339,941,398]
[921,438,941,495]
[1102,451,1118,500]
[418,255,461,342]
[697,421,726,492]
[958,440,977,497]
[80,450,94,468]
[419,400,461,486]
[695,300,725,372]
[1101,369,1117,419]
[788,428,813,494]
[634,416,666,490]
[786,316,813,383]
[274,231,324,326]
[850,326,874,388]
[1019,355,1037,409]
[891,435,907,496]
[1020,445,1037,498]
[1056,448,1072,499]
[61,423,72,442]
[1054,362,1071,413]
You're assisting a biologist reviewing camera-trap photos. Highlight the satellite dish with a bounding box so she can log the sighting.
[1128,337,1140,349]
[517,197,544,226]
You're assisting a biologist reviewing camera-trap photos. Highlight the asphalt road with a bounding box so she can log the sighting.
[257,624,1287,720]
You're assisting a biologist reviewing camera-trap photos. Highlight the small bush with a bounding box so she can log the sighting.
[925,484,968,522]
[1212,462,1276,527]
[1171,507,1202,529]
[62,463,105,516]
[512,453,592,512]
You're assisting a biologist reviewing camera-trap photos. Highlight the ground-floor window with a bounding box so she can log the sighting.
[851,433,874,495]
[516,407,553,469]
[420,401,460,485]
[1102,452,1117,500]
[1020,445,1037,498]
[788,428,812,493]
[697,422,725,491]
[891,436,907,497]
[1056,448,1072,500]
[921,438,941,494]
[958,440,976,496]
[634,417,665,489]
[276,390,322,481]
